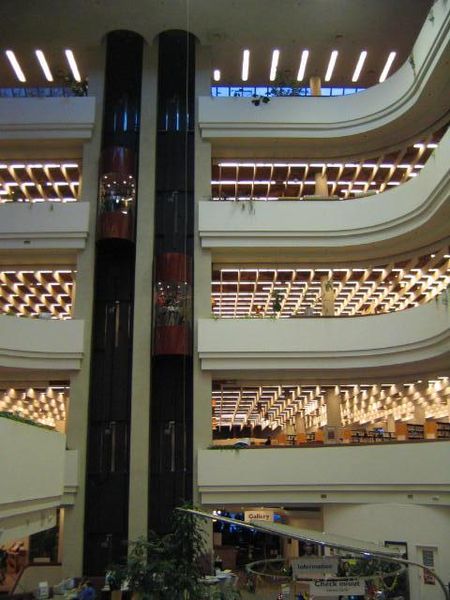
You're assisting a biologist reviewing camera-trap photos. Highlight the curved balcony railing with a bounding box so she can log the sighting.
[199,0,450,155]
[199,124,450,259]
[0,315,83,371]
[198,301,450,376]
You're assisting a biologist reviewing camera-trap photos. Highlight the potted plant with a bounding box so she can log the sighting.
[105,564,126,600]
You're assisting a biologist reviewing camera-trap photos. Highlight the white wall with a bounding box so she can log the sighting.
[0,202,90,251]
[197,443,450,506]
[0,418,65,513]
[323,504,450,600]
[0,97,96,141]
[198,302,450,376]
[198,124,450,260]
[0,316,84,371]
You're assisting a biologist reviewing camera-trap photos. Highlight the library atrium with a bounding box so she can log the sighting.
[0,0,449,599]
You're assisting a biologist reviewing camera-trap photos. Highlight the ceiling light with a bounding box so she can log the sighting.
[324,50,338,82]
[5,50,26,82]
[213,69,221,82]
[270,49,280,82]
[352,51,367,83]
[379,52,396,83]
[297,50,309,81]
[242,49,250,82]
[65,49,81,82]
[35,50,53,81]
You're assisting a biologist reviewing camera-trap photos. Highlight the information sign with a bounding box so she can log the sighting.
[291,556,339,577]
[309,577,365,596]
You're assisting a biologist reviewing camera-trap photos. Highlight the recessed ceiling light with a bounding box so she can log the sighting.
[242,49,250,82]
[324,50,338,82]
[213,69,221,82]
[5,50,26,82]
[297,50,309,82]
[35,49,53,81]
[65,49,81,82]
[269,49,280,82]
[352,50,367,83]
[379,51,396,82]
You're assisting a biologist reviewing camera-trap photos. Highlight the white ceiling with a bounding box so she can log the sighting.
[0,0,433,86]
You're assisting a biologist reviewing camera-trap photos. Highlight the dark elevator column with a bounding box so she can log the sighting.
[149,30,195,534]
[84,31,143,575]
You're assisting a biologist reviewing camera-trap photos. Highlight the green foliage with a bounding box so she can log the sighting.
[0,410,54,431]
[121,506,210,600]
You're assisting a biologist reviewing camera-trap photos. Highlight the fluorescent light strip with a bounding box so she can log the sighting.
[242,49,250,82]
[269,49,280,82]
[352,50,367,83]
[379,51,396,83]
[213,69,221,82]
[324,50,338,82]
[5,50,26,82]
[65,49,81,82]
[35,49,53,81]
[297,50,309,81]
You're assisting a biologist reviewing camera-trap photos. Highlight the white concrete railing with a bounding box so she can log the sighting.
[0,97,95,141]
[0,202,90,252]
[0,316,84,371]
[0,418,77,543]
[199,124,450,259]
[198,442,450,506]
[199,0,450,155]
[0,418,65,515]
[198,302,450,377]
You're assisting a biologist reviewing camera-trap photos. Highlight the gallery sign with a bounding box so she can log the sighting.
[244,510,274,522]
[309,578,365,596]
[291,557,339,577]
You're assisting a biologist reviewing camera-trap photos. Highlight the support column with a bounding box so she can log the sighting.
[128,40,158,542]
[62,47,105,578]
[314,172,328,196]
[386,415,396,433]
[414,404,426,425]
[326,390,341,427]
[295,413,306,433]
[309,75,322,96]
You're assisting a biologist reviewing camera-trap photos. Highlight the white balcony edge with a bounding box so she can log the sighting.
[199,126,450,258]
[0,202,90,252]
[0,97,96,141]
[198,303,450,376]
[198,0,450,152]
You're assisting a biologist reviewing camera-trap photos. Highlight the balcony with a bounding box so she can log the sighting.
[197,441,450,506]
[198,301,450,378]
[0,416,78,540]
[0,96,95,141]
[198,0,450,156]
[0,201,89,252]
[0,315,84,372]
[199,125,450,260]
